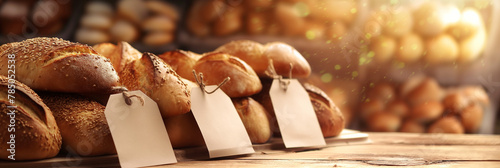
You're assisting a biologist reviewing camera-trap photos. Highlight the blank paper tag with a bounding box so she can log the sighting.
[191,86,255,158]
[269,79,326,148]
[104,91,177,168]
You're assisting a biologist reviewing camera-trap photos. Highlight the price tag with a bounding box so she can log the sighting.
[269,79,326,148]
[191,85,255,158]
[104,90,177,168]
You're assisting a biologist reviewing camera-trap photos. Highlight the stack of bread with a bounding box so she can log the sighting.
[186,0,358,41]
[360,76,489,134]
[75,0,179,46]
[362,1,487,64]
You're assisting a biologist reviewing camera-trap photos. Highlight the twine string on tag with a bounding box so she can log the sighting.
[264,60,293,91]
[112,86,145,106]
[192,70,231,94]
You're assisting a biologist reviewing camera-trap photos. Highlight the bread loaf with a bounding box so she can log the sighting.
[214,40,267,75]
[304,83,345,137]
[158,50,201,82]
[0,76,61,160]
[93,42,142,73]
[0,37,120,94]
[232,97,271,143]
[163,112,205,148]
[119,52,191,117]
[193,52,262,98]
[39,92,116,156]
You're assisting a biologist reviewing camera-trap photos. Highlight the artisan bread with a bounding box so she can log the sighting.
[93,41,142,73]
[119,52,191,117]
[163,112,205,148]
[215,40,311,78]
[39,92,116,156]
[304,83,345,137]
[158,50,201,82]
[0,37,120,94]
[0,76,61,160]
[232,97,271,143]
[251,78,280,135]
[193,52,262,98]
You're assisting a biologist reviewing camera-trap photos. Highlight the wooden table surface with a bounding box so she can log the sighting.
[2,132,499,167]
[157,132,500,168]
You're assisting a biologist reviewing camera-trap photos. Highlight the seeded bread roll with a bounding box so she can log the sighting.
[0,37,120,94]
[119,52,191,118]
[232,97,271,143]
[304,83,345,137]
[0,76,62,161]
[39,92,116,156]
[158,50,201,82]
[193,52,262,98]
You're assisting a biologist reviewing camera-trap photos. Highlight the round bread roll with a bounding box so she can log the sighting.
[143,31,175,46]
[212,6,243,36]
[410,101,444,123]
[462,86,489,106]
[413,2,448,37]
[110,20,139,43]
[428,116,464,134]
[457,23,486,63]
[359,98,385,120]
[367,112,401,132]
[460,103,483,133]
[75,28,110,45]
[145,0,180,21]
[369,35,397,63]
[310,0,357,25]
[120,52,191,118]
[395,33,424,63]
[158,50,201,82]
[399,119,425,133]
[142,15,176,32]
[400,75,426,98]
[80,14,113,30]
[449,8,483,40]
[197,0,227,23]
[214,40,267,76]
[367,83,396,104]
[164,112,205,148]
[186,1,211,37]
[86,1,113,16]
[406,77,444,106]
[245,11,267,35]
[39,93,116,156]
[386,99,410,118]
[274,2,306,36]
[263,42,312,78]
[193,52,262,98]
[442,92,469,114]
[117,0,147,24]
[232,97,272,143]
[382,7,413,37]
[0,76,62,161]
[304,83,345,137]
[424,34,459,64]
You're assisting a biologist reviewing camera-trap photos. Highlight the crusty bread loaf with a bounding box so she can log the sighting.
[163,112,205,148]
[251,78,280,135]
[39,92,116,156]
[215,40,311,78]
[0,37,120,93]
[193,52,262,98]
[232,97,271,143]
[0,76,61,160]
[93,42,142,73]
[158,50,201,82]
[304,83,345,137]
[263,42,311,78]
[119,52,191,118]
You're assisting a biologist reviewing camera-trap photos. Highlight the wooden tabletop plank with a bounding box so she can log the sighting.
[368,132,500,146]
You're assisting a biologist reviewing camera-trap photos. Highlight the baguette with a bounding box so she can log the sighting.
[0,37,120,93]
[119,52,191,117]
[0,76,61,160]
[39,92,116,156]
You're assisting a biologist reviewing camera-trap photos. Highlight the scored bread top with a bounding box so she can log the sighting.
[0,37,120,93]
